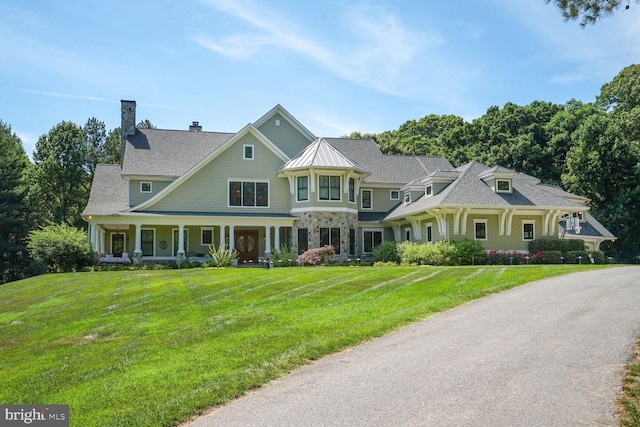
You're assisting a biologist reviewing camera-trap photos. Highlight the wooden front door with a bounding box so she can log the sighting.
[235,230,259,263]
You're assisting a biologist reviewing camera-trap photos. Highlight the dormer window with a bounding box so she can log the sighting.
[390,190,400,200]
[140,182,152,193]
[404,192,411,204]
[496,179,511,193]
[425,184,433,197]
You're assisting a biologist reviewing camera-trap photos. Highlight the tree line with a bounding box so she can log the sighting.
[0,117,156,283]
[1,65,638,284]
[346,64,640,262]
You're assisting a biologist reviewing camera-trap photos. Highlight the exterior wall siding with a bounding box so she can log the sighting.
[142,133,291,214]
[129,180,172,207]
[360,187,402,213]
[257,112,312,158]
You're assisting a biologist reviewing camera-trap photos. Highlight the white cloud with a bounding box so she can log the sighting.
[196,0,433,96]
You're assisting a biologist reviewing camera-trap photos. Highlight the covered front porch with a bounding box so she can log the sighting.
[86,213,296,265]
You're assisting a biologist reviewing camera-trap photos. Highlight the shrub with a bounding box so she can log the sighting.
[208,244,237,267]
[398,241,456,266]
[452,239,485,265]
[542,250,563,264]
[179,260,192,269]
[27,224,94,273]
[272,245,297,267]
[371,241,400,264]
[297,245,335,266]
[565,250,588,264]
[529,238,585,253]
[485,250,527,265]
[589,251,605,264]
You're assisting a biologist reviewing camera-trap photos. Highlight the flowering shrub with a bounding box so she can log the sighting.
[297,245,335,266]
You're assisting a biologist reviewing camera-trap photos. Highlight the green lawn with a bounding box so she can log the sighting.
[0,265,610,426]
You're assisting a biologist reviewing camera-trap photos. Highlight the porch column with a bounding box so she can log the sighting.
[228,225,235,251]
[177,224,185,254]
[99,228,106,254]
[274,226,281,252]
[265,226,272,254]
[89,224,97,252]
[219,225,226,248]
[134,224,142,254]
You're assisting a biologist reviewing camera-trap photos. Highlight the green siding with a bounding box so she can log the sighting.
[257,112,312,158]
[144,133,291,214]
[361,187,402,212]
[129,180,172,207]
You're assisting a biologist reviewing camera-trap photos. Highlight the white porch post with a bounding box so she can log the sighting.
[219,225,226,248]
[134,224,142,254]
[89,223,97,252]
[178,224,185,254]
[265,226,272,254]
[99,228,106,254]
[274,226,281,252]
[228,225,235,251]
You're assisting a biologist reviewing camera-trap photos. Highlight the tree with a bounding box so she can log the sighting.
[546,0,638,26]
[26,121,90,227]
[597,64,640,112]
[137,119,156,129]
[562,112,640,260]
[0,121,34,283]
[27,224,93,272]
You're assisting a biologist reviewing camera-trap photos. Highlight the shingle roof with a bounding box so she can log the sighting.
[325,138,453,185]
[82,164,129,216]
[384,161,585,221]
[121,129,233,177]
[280,137,369,173]
[560,211,616,239]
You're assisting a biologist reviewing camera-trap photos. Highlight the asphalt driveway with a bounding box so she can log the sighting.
[187,267,640,427]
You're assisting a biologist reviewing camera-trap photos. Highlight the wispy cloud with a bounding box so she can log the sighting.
[196,0,434,96]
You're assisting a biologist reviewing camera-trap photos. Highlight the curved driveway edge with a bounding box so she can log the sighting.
[187,267,640,427]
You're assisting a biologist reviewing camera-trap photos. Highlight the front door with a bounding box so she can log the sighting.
[111,233,125,257]
[235,230,259,263]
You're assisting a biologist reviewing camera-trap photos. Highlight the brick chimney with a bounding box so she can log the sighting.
[189,121,202,132]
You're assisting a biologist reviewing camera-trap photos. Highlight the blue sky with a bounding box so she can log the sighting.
[1,0,639,159]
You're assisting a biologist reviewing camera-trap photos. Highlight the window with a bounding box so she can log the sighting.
[319,175,341,201]
[279,227,292,248]
[404,228,411,242]
[362,189,372,209]
[297,176,309,202]
[523,221,535,241]
[425,223,433,243]
[243,144,254,160]
[201,228,213,245]
[320,227,341,254]
[474,220,487,240]
[390,190,400,200]
[425,185,433,197]
[348,178,355,203]
[141,229,155,257]
[140,182,152,193]
[496,179,511,193]
[363,230,383,253]
[404,192,411,204]
[349,229,356,256]
[298,228,308,255]
[229,181,269,207]
[275,119,281,127]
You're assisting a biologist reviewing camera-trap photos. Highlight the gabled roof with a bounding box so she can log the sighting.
[253,104,316,142]
[82,164,129,216]
[384,161,585,221]
[131,124,289,212]
[280,137,369,173]
[121,129,233,177]
[325,138,453,185]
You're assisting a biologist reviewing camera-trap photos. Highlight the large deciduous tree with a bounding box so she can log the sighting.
[26,121,90,228]
[0,122,34,283]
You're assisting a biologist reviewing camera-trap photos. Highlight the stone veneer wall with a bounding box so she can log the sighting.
[294,210,359,261]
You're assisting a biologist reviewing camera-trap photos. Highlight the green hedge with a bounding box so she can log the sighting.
[529,238,585,253]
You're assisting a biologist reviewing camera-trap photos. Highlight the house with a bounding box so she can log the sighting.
[81,101,615,264]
